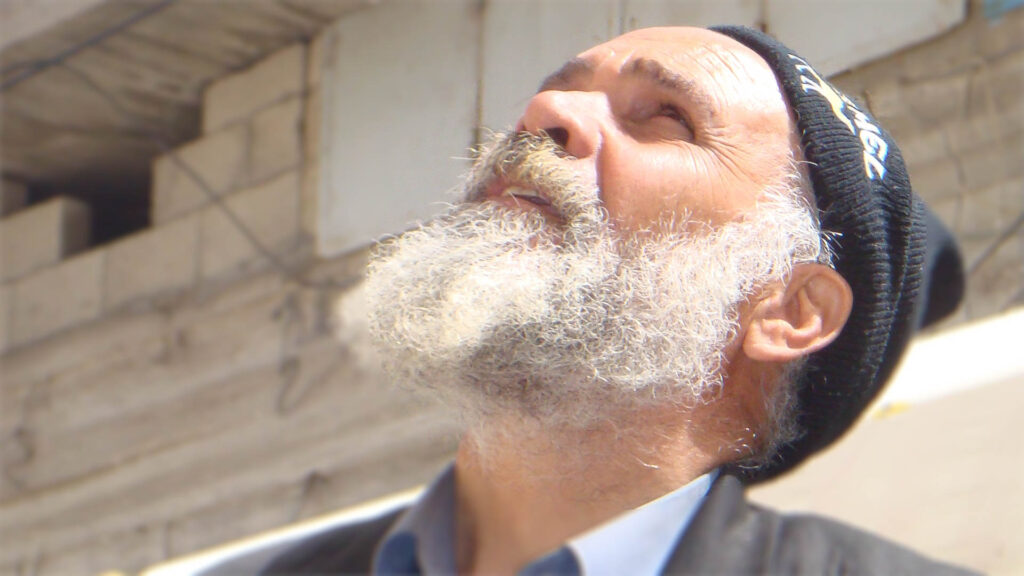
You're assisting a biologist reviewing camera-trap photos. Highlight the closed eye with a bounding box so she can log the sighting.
[652,102,695,141]
[658,103,691,128]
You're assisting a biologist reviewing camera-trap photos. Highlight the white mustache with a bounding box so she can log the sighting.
[464,131,605,230]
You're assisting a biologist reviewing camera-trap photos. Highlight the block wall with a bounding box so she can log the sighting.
[831,1,1024,323]
[0,39,460,576]
[0,2,1021,574]
[0,42,316,355]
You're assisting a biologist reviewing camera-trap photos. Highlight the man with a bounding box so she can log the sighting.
[262,25,971,575]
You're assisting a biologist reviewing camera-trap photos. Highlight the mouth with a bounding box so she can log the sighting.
[481,180,562,223]
[503,186,553,208]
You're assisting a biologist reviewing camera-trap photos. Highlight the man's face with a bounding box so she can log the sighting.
[364,28,821,434]
[506,26,798,231]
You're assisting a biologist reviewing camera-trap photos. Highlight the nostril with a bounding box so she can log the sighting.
[542,127,570,149]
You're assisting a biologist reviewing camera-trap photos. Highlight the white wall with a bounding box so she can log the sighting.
[317,0,479,257]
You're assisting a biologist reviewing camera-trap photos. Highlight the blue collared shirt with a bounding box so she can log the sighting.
[374,466,716,576]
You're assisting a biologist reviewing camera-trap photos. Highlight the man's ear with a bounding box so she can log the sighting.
[743,264,853,363]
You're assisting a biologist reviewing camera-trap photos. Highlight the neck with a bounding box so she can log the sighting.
[452,408,718,575]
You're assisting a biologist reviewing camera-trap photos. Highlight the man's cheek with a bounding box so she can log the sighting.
[601,170,693,230]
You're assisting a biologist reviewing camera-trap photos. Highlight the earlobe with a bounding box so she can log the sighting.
[742,264,853,363]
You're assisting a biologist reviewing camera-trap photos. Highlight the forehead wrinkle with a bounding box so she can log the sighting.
[623,57,714,113]
[690,43,773,103]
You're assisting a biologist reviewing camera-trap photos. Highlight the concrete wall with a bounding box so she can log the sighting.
[0,1,1021,574]
[830,3,1024,322]
[0,38,460,575]
[317,0,969,255]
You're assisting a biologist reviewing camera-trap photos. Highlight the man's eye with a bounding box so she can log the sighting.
[653,103,694,138]
[626,100,694,140]
[658,104,686,124]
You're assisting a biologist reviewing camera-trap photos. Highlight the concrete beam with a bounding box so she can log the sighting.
[0,0,118,53]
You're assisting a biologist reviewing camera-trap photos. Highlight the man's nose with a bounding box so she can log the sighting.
[515,90,606,160]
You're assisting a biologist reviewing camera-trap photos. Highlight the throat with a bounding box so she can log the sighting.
[451,410,715,574]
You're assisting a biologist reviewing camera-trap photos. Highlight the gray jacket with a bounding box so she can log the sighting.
[254,473,978,575]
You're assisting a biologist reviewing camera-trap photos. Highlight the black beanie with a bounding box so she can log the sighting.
[711,26,964,482]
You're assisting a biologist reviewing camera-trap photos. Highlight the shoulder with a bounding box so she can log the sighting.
[753,504,978,575]
[664,474,978,575]
[258,507,405,575]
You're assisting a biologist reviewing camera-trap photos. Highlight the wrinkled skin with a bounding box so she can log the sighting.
[513,26,801,231]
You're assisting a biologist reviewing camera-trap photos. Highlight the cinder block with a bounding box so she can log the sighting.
[0,178,28,217]
[250,96,303,184]
[906,157,964,204]
[307,32,327,89]
[202,43,306,134]
[898,17,979,82]
[965,49,1024,118]
[0,284,11,354]
[21,522,162,576]
[0,196,91,282]
[897,127,950,167]
[944,108,1022,155]
[964,234,1022,320]
[304,86,322,163]
[861,79,903,117]
[978,6,1024,59]
[301,86,323,241]
[105,216,199,310]
[200,170,300,281]
[10,250,104,347]
[151,124,249,225]
[929,197,961,237]
[903,73,969,124]
[956,176,1024,239]
[985,50,1024,115]
[301,160,320,240]
[958,131,1024,191]
[861,81,924,140]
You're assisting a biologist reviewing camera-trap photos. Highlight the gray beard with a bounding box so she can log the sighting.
[365,132,819,432]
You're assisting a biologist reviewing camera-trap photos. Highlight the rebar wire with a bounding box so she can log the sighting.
[1,0,180,91]
[10,0,1020,298]
[1,0,358,291]
[57,61,354,291]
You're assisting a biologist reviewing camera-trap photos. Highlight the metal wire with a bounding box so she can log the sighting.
[1,0,180,92]
[11,0,1020,297]
[1,0,360,290]
[56,62,344,290]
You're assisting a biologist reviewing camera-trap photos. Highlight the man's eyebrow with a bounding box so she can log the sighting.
[538,56,714,114]
[538,58,594,92]
[624,57,713,110]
